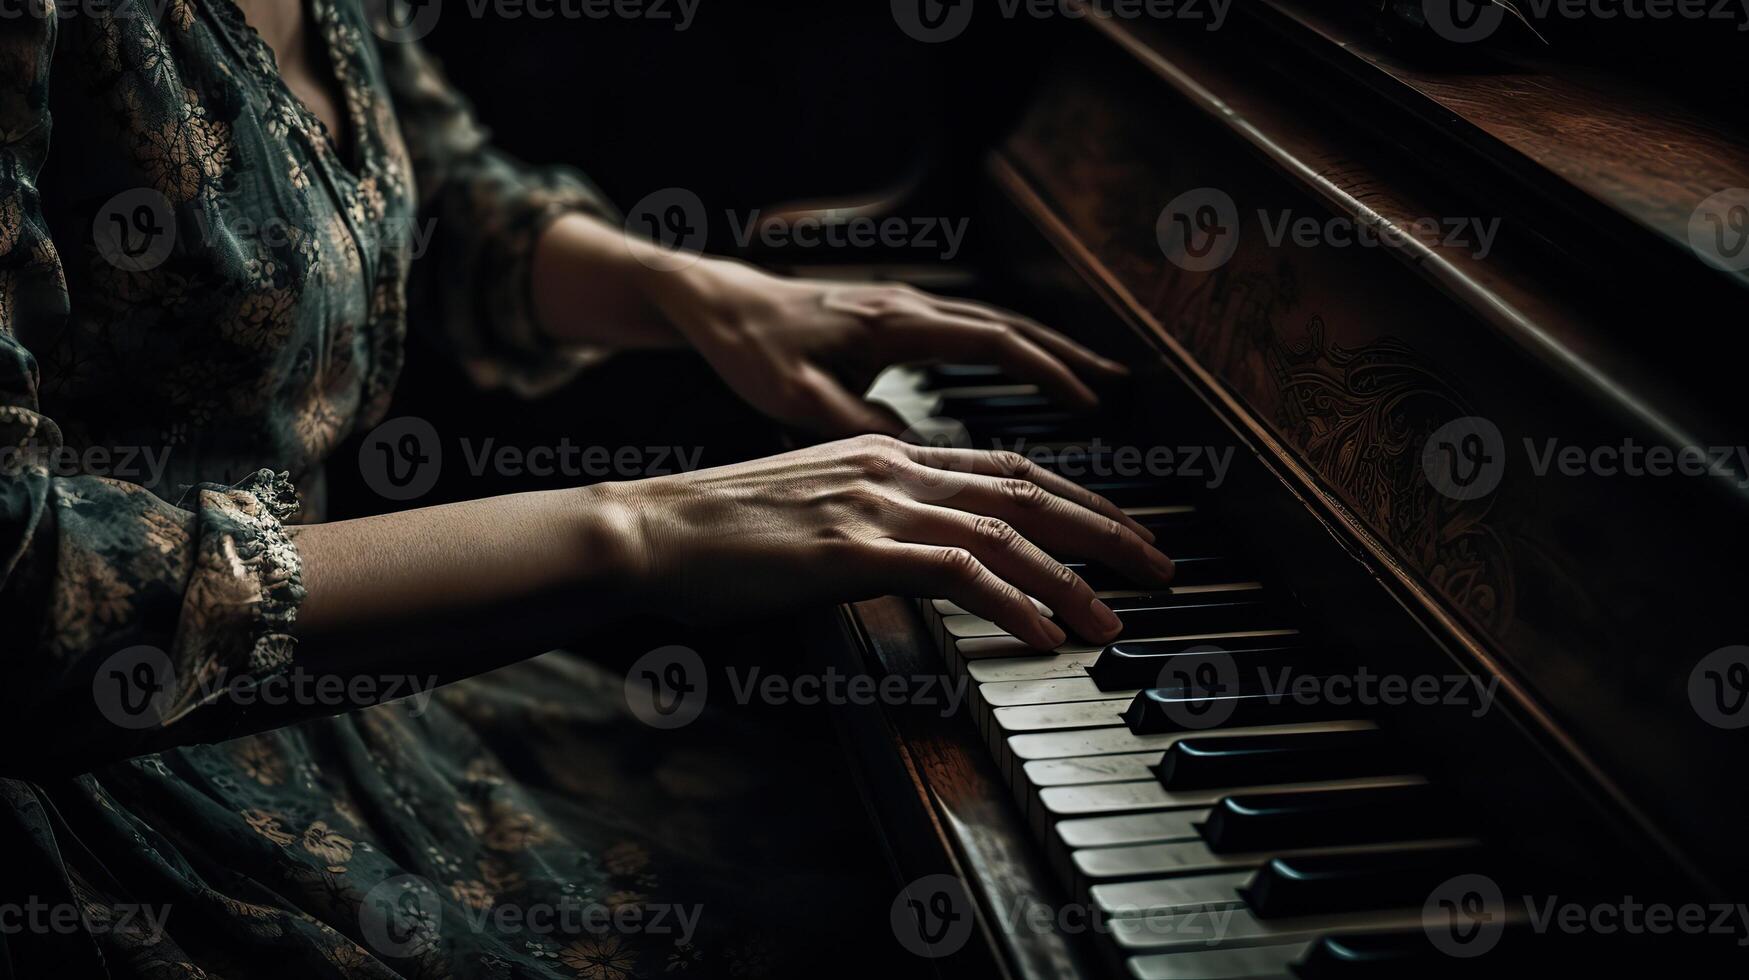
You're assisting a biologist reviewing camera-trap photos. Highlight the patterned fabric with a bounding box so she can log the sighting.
[0,3,846,977]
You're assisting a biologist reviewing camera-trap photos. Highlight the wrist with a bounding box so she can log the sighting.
[531,213,692,350]
[640,252,757,344]
[562,480,654,600]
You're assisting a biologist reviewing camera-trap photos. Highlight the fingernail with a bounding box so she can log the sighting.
[1132,521,1157,543]
[1038,618,1067,649]
[1149,548,1176,582]
[1090,599,1122,637]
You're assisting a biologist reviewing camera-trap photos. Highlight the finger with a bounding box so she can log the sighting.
[903,466,1175,587]
[871,541,1066,650]
[899,503,1121,643]
[790,365,908,438]
[926,297,1129,378]
[898,444,1155,542]
[887,313,1101,410]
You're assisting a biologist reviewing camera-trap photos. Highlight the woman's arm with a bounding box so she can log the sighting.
[283,435,1169,727]
[529,211,692,350]
[287,485,636,677]
[529,212,1130,436]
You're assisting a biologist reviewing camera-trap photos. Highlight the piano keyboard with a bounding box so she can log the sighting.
[871,364,1538,979]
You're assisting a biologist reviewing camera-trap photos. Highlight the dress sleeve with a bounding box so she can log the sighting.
[0,11,305,775]
[373,25,621,396]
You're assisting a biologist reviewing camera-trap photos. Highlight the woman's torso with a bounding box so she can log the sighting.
[26,0,416,515]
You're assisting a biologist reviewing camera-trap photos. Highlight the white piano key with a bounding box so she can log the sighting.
[866,367,1041,425]
[957,636,1101,661]
[1026,750,1164,786]
[1125,942,1309,980]
[943,613,1012,639]
[1123,505,1198,517]
[1039,774,1422,818]
[980,676,1139,707]
[968,649,1106,683]
[943,602,1281,642]
[1091,871,1254,917]
[963,621,1290,686]
[932,595,1052,618]
[991,698,1132,734]
[1111,907,1426,953]
[1008,719,1376,762]
[1040,780,1175,816]
[1073,836,1479,881]
[1107,582,1265,597]
[1150,582,1264,595]
[947,584,1264,624]
[1057,810,1209,849]
[1077,839,1247,880]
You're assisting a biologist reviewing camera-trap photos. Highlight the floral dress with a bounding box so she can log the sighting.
[0,3,876,977]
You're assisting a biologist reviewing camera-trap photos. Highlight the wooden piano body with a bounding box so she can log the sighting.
[792,6,1749,976]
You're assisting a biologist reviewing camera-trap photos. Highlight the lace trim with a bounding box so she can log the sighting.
[216,469,305,673]
[161,469,307,727]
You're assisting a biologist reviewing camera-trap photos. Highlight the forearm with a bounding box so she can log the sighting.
[530,211,704,350]
[285,484,642,698]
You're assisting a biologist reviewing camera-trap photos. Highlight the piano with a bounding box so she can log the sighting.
[773,4,1749,977]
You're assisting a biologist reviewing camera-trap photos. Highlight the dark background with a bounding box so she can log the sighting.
[419,0,1020,244]
[329,1,1041,519]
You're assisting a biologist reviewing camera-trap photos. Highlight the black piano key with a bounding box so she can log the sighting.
[955,411,1086,436]
[1162,555,1252,587]
[921,363,1011,388]
[1077,479,1181,505]
[1111,599,1289,639]
[1066,555,1253,590]
[1154,728,1397,789]
[1122,686,1345,735]
[1062,562,1143,591]
[1097,585,1262,612]
[1294,931,1474,979]
[1102,592,1198,612]
[1135,515,1218,551]
[933,392,1057,415]
[1292,928,1614,978]
[1050,532,1224,571]
[1239,845,1486,918]
[1198,783,1462,854]
[972,420,1091,442]
[1090,637,1307,692]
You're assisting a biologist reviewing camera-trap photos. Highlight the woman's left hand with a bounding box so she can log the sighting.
[655,258,1128,437]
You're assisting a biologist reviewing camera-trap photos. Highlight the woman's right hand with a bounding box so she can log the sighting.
[598,434,1177,649]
